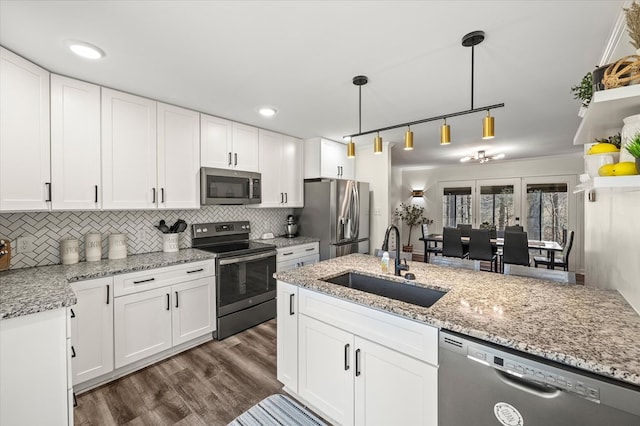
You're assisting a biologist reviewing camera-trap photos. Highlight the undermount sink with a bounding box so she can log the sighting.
[322,272,446,308]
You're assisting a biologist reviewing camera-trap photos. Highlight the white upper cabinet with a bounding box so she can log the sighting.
[305,137,355,180]
[232,122,259,172]
[200,114,233,169]
[157,103,200,209]
[50,75,101,210]
[0,47,50,211]
[256,130,304,208]
[200,114,259,172]
[101,88,157,210]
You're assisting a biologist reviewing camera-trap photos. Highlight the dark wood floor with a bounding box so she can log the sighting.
[74,320,282,426]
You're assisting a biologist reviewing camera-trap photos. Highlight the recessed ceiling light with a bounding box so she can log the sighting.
[67,41,105,59]
[258,107,277,117]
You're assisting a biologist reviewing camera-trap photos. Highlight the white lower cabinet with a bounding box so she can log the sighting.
[114,261,215,369]
[276,282,299,392]
[70,277,114,385]
[276,242,320,272]
[114,286,173,368]
[277,282,438,426]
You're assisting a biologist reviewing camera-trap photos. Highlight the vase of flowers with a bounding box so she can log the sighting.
[394,203,433,252]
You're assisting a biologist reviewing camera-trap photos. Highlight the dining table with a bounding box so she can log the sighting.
[419,233,564,269]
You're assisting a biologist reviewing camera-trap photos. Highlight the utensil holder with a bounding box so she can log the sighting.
[163,233,179,253]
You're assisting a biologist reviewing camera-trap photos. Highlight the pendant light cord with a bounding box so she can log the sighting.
[359,84,362,134]
[471,44,475,110]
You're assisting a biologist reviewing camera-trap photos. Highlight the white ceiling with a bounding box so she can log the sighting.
[0,1,628,168]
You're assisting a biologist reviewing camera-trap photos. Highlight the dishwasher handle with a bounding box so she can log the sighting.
[495,369,561,399]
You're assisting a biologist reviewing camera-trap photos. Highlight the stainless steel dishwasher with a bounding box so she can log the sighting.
[439,331,640,425]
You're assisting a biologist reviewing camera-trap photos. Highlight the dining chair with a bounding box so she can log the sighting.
[456,223,472,237]
[442,227,468,259]
[468,229,498,272]
[504,225,524,233]
[504,264,576,284]
[534,230,574,271]
[501,231,530,271]
[430,256,480,271]
[421,223,441,263]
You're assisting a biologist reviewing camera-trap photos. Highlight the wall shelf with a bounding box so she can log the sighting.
[574,174,640,193]
[573,85,640,145]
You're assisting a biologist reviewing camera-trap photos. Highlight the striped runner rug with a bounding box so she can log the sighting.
[228,394,328,426]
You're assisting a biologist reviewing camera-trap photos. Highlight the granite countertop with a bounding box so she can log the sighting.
[274,253,640,386]
[256,236,320,249]
[0,249,215,320]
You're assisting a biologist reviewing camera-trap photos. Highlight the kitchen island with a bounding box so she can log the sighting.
[274,253,640,386]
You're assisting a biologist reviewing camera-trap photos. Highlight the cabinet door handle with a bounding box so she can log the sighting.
[152,188,156,203]
[161,188,165,203]
[71,345,76,358]
[234,153,238,166]
[344,344,350,370]
[305,247,315,252]
[133,278,155,284]
[337,165,340,176]
[289,293,295,315]
[166,293,170,310]
[106,284,110,305]
[70,308,75,318]
[280,193,284,203]
[73,392,78,407]
[282,252,293,256]
[300,261,304,266]
[94,185,98,203]
[228,152,232,166]
[284,193,288,204]
[186,268,204,274]
[175,291,179,308]
[45,182,52,202]
[355,348,361,376]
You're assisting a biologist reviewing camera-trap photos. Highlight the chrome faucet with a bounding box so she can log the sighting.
[382,224,409,276]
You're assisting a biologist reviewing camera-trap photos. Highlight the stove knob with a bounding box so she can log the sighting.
[195,228,201,233]
[202,228,208,232]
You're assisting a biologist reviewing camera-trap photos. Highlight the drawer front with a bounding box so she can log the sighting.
[298,287,438,366]
[276,242,319,262]
[113,260,214,297]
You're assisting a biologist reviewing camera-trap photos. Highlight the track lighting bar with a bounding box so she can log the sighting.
[342,103,504,139]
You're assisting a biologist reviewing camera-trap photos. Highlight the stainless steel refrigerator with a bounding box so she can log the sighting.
[296,179,370,260]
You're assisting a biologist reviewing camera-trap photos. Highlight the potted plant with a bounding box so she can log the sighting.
[479,221,497,238]
[394,203,433,252]
[571,72,593,109]
[625,132,640,174]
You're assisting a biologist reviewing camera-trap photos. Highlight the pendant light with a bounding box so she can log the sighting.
[404,126,414,150]
[342,30,504,147]
[482,110,495,139]
[348,75,369,158]
[374,132,383,154]
[440,119,451,145]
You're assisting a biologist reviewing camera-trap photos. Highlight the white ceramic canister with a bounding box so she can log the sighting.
[163,233,179,253]
[60,238,80,265]
[85,232,102,262]
[620,114,640,163]
[108,233,127,260]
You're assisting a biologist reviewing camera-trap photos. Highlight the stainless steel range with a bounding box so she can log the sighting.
[192,221,277,340]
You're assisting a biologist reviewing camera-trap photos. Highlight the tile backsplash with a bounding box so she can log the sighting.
[0,206,292,269]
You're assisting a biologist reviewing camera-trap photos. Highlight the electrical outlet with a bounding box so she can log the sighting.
[138,228,148,243]
[17,236,35,253]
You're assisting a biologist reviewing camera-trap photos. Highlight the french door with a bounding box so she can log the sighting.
[439,176,575,245]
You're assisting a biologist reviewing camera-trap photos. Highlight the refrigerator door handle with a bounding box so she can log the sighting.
[352,183,360,239]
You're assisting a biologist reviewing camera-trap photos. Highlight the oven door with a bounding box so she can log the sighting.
[217,250,276,316]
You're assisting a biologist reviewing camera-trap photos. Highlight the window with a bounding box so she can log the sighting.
[443,187,472,228]
[525,183,568,243]
[479,185,515,231]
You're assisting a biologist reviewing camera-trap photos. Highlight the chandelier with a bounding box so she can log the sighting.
[460,150,505,164]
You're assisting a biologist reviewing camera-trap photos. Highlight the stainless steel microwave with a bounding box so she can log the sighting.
[200,167,261,205]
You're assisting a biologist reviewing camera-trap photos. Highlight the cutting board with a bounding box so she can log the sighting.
[0,239,11,272]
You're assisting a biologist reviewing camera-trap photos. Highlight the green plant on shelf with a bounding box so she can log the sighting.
[571,72,593,108]
[595,133,621,149]
[625,132,640,158]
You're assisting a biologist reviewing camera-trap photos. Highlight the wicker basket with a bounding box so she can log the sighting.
[603,55,640,89]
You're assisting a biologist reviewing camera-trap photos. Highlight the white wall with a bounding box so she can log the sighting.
[393,154,585,270]
[584,190,640,313]
[356,141,391,254]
